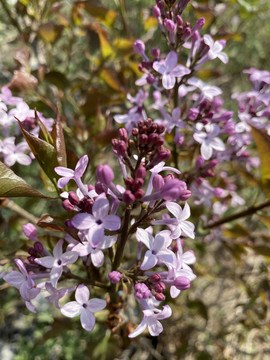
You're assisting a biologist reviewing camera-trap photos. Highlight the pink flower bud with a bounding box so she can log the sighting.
[23,223,37,240]
[68,191,79,206]
[62,199,75,211]
[174,276,190,290]
[133,40,145,55]
[151,47,160,59]
[176,15,183,26]
[147,74,156,84]
[154,282,166,293]
[133,178,144,191]
[108,271,122,284]
[134,189,145,199]
[123,190,135,205]
[155,292,165,301]
[188,108,199,121]
[95,181,107,195]
[213,187,224,198]
[164,19,176,32]
[195,156,205,169]
[34,241,43,254]
[179,189,192,201]
[153,174,165,191]
[96,164,114,185]
[160,179,184,201]
[150,273,162,283]
[118,128,128,142]
[135,166,147,179]
[152,5,161,18]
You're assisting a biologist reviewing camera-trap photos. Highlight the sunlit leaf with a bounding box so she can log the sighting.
[100,69,124,92]
[143,16,157,31]
[258,215,270,229]
[0,161,51,198]
[38,22,64,44]
[83,4,117,27]
[251,126,270,197]
[113,38,134,55]
[98,30,114,59]
[252,245,270,257]
[223,223,250,238]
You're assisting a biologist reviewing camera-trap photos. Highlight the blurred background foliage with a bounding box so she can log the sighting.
[1,0,270,359]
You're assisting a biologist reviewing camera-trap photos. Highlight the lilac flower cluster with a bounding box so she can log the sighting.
[1,0,269,340]
[0,86,53,167]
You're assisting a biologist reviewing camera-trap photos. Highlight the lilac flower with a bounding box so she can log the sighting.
[72,236,117,267]
[128,305,172,337]
[3,141,32,167]
[45,282,74,309]
[3,259,39,302]
[61,284,106,331]
[0,86,22,106]
[136,228,175,270]
[35,239,78,288]
[153,51,191,90]
[164,108,186,134]
[152,202,195,239]
[71,194,121,247]
[188,77,222,101]
[195,35,228,69]
[193,123,225,160]
[55,155,88,193]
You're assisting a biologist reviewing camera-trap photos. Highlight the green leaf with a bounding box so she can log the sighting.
[17,120,59,191]
[51,106,67,167]
[44,71,69,90]
[251,126,270,197]
[0,161,52,198]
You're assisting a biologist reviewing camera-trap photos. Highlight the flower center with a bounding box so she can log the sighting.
[57,259,62,266]
[82,303,87,308]
[96,219,103,225]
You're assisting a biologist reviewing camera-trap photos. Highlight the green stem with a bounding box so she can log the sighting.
[204,199,270,229]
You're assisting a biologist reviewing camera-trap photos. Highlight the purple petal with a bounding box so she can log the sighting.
[165,51,178,72]
[72,242,91,257]
[80,308,96,331]
[92,196,109,219]
[136,228,153,249]
[157,249,175,265]
[170,285,180,298]
[162,74,175,90]
[103,214,121,231]
[166,202,182,219]
[180,221,195,239]
[14,259,28,275]
[89,226,104,247]
[75,284,90,304]
[57,176,73,189]
[91,250,104,267]
[71,213,95,230]
[53,239,64,258]
[128,319,147,338]
[50,266,62,288]
[16,153,32,166]
[74,155,88,178]
[61,251,78,265]
[4,271,24,288]
[25,301,36,313]
[156,305,172,320]
[140,251,157,270]
[55,167,74,177]
[88,298,106,312]
[147,318,163,336]
[99,236,117,249]
[153,61,166,75]
[35,256,55,268]
[61,301,81,317]
[201,142,213,160]
[171,65,190,78]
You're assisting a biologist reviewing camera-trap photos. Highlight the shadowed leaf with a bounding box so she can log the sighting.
[0,161,52,198]
[51,107,67,167]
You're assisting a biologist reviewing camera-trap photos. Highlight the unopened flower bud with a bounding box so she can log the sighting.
[179,189,192,201]
[155,292,165,301]
[147,74,156,85]
[164,19,176,32]
[188,108,199,121]
[62,199,74,211]
[133,178,144,191]
[153,174,165,191]
[34,241,44,254]
[154,282,166,293]
[28,256,36,265]
[150,273,161,283]
[152,5,161,18]
[95,181,107,195]
[133,40,145,55]
[96,164,114,185]
[135,166,147,179]
[118,128,128,142]
[28,247,37,257]
[134,189,145,199]
[164,173,175,182]
[118,140,127,156]
[68,191,79,206]
[176,15,183,26]
[195,156,205,169]
[123,190,135,205]
[23,223,37,240]
[134,283,151,299]
[151,47,160,59]
[108,271,122,284]
[174,276,190,290]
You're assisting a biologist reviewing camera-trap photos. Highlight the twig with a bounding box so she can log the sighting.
[3,199,39,224]
[204,199,270,229]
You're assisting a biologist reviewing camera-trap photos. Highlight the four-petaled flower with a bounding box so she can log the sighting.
[35,239,78,288]
[61,284,106,331]
[193,123,225,160]
[136,228,175,270]
[71,194,121,247]
[128,305,172,337]
[153,51,191,90]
